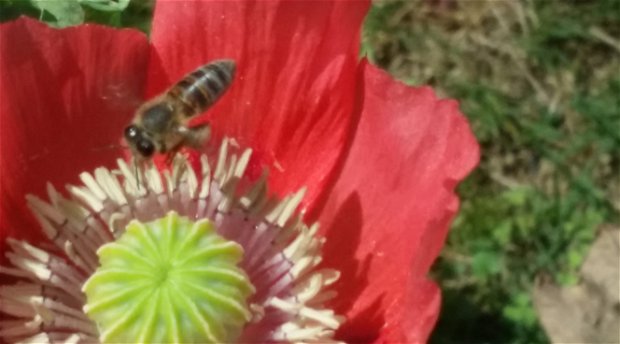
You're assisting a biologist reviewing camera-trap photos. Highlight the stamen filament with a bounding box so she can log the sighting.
[2,138,343,343]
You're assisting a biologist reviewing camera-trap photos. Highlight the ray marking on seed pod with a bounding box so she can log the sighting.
[177,241,242,266]
[177,279,251,320]
[82,283,147,315]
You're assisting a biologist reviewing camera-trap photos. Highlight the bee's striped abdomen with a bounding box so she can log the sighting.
[168,59,236,117]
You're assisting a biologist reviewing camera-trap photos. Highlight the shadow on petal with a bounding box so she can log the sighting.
[338,296,385,344]
[321,193,384,342]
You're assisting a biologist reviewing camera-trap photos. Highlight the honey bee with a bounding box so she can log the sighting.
[124,59,236,160]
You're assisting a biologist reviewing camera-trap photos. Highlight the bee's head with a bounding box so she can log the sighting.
[124,125,155,158]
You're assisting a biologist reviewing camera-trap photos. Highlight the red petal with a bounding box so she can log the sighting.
[317,61,479,342]
[0,17,149,243]
[148,0,369,206]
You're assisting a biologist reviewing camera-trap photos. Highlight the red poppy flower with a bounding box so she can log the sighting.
[0,1,479,343]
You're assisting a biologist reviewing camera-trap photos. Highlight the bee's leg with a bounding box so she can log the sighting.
[164,151,177,165]
[178,124,211,149]
[161,139,181,166]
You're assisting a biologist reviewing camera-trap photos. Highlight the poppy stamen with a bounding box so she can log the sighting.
[1,138,343,343]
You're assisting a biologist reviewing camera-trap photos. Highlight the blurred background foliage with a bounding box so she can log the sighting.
[0,0,152,32]
[1,0,619,343]
[362,1,619,343]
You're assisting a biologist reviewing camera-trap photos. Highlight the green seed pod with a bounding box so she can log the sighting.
[82,212,255,343]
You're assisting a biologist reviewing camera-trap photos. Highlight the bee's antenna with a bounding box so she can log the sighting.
[134,159,141,191]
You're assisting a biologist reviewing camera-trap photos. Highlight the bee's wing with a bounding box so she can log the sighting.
[176,124,211,149]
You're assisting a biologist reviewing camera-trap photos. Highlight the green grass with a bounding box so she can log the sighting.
[363,1,619,343]
[2,1,619,343]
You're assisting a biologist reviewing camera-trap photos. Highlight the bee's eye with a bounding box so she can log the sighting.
[124,125,140,141]
[136,139,155,158]
[137,139,155,157]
